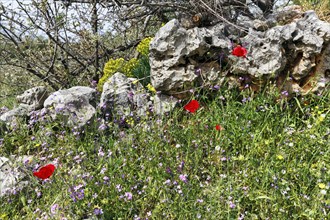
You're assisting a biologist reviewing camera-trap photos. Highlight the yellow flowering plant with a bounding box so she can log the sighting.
[98,37,153,91]
[136,37,153,56]
[97,58,138,91]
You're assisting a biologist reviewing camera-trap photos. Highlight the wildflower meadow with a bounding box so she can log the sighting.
[0,79,329,219]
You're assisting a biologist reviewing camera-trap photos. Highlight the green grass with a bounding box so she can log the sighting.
[0,84,329,220]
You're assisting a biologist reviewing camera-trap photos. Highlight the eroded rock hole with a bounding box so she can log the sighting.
[292,52,303,68]
[204,36,213,45]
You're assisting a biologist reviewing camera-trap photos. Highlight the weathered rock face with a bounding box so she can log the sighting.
[150,6,330,97]
[236,10,330,94]
[0,87,49,129]
[100,72,178,117]
[0,156,30,198]
[100,72,149,117]
[0,104,31,129]
[152,94,178,115]
[43,86,97,127]
[16,86,48,110]
[150,19,230,97]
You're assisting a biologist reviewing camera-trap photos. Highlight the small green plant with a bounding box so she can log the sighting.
[132,37,153,87]
[132,55,151,87]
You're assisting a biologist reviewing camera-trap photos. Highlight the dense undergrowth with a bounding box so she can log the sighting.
[0,83,329,219]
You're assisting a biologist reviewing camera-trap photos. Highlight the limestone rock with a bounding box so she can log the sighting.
[0,156,30,198]
[1,87,49,129]
[235,10,330,94]
[43,86,97,127]
[152,94,178,115]
[44,86,97,108]
[100,72,148,117]
[150,8,330,96]
[150,19,228,96]
[0,104,31,129]
[273,5,303,25]
[100,72,179,118]
[16,86,48,110]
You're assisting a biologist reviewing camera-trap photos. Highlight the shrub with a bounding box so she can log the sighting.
[98,37,153,91]
[97,58,138,91]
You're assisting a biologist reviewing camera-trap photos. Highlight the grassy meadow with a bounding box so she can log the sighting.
[0,83,329,219]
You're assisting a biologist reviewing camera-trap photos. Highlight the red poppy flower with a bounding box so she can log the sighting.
[215,124,224,131]
[184,100,200,113]
[232,45,247,58]
[33,164,56,180]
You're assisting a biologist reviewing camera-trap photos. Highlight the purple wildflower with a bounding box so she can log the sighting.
[229,201,236,209]
[50,204,59,214]
[195,68,201,75]
[178,160,185,172]
[125,192,133,200]
[116,184,122,192]
[179,174,188,183]
[90,80,97,88]
[98,147,105,157]
[98,123,107,131]
[103,176,110,184]
[93,207,103,215]
[220,157,227,161]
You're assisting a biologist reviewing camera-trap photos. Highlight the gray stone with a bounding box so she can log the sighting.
[100,73,148,117]
[0,104,31,129]
[43,86,97,127]
[100,73,179,118]
[0,156,30,198]
[150,7,330,96]
[16,86,48,110]
[44,86,97,108]
[150,19,226,96]
[272,5,303,25]
[152,94,178,115]
[237,10,329,78]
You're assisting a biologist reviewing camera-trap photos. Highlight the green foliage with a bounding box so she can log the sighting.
[132,37,153,87]
[132,55,151,87]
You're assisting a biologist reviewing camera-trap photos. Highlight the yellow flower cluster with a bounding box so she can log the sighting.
[126,117,135,127]
[137,37,153,56]
[98,37,153,91]
[146,83,156,93]
[97,58,138,91]
[0,213,8,220]
[123,58,138,77]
